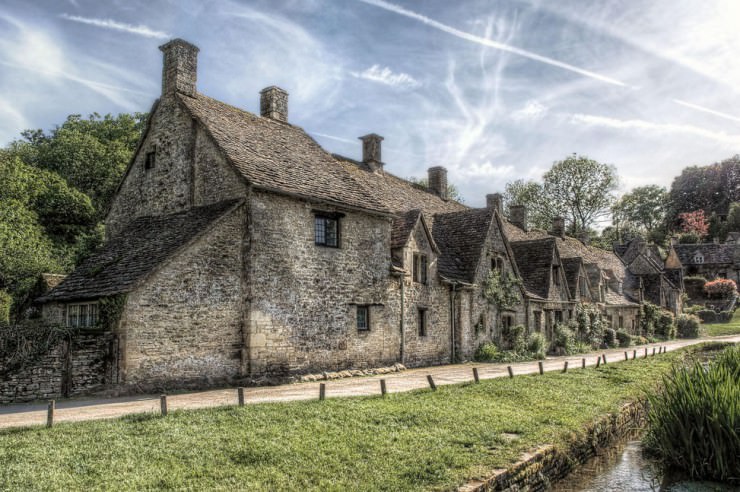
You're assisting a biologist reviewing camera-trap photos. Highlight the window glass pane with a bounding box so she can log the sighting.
[421,255,428,284]
[325,219,338,247]
[89,304,98,327]
[357,306,369,330]
[68,305,78,327]
[315,217,325,244]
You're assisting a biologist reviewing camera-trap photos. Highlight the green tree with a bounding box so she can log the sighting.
[503,179,562,230]
[612,185,669,242]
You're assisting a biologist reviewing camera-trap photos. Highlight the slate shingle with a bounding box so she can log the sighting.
[432,208,494,283]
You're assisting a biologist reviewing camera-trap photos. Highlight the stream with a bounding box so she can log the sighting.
[549,439,737,492]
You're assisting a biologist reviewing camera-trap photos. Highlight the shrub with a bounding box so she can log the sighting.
[644,345,740,483]
[473,342,500,362]
[616,330,632,347]
[655,311,676,339]
[0,290,11,325]
[501,324,527,353]
[633,336,648,345]
[676,314,701,338]
[677,231,701,244]
[604,328,617,348]
[526,332,546,359]
[697,309,717,323]
[639,302,662,338]
[551,323,576,355]
[683,304,703,315]
[704,278,738,299]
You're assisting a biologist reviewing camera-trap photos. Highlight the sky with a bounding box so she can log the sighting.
[1,0,740,207]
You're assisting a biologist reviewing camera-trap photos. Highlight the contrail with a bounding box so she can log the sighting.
[357,0,628,87]
[673,99,740,124]
[60,14,170,40]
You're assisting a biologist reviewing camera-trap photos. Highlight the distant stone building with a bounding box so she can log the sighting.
[672,239,740,285]
[38,39,681,391]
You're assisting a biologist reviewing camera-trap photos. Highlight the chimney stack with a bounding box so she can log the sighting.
[428,166,448,200]
[552,216,565,238]
[509,205,528,231]
[486,193,503,215]
[260,86,289,122]
[159,39,199,97]
[359,134,384,173]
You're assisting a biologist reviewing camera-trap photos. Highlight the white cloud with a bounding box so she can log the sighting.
[357,0,628,87]
[511,100,548,122]
[672,99,740,124]
[350,64,420,89]
[569,113,740,146]
[60,14,170,39]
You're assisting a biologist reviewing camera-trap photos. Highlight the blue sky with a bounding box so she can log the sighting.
[1,0,740,207]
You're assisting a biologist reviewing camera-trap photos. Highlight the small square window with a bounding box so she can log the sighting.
[144,151,155,170]
[66,302,98,328]
[418,308,427,336]
[357,305,370,331]
[315,215,340,247]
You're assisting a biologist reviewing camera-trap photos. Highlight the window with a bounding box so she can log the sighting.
[534,311,542,331]
[502,315,513,331]
[413,253,428,284]
[693,253,704,264]
[356,305,370,331]
[66,302,98,328]
[418,308,427,336]
[618,315,624,329]
[314,214,340,247]
[580,277,588,298]
[144,151,155,170]
[553,266,560,286]
[554,310,563,324]
[491,256,503,272]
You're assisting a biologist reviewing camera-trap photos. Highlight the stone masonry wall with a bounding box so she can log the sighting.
[248,191,399,377]
[119,205,245,389]
[106,97,247,239]
[0,332,116,404]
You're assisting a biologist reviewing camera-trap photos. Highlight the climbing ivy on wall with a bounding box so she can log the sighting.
[482,271,522,311]
[97,294,127,331]
[0,322,75,377]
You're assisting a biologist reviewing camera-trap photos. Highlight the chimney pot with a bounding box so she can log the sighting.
[159,38,199,97]
[427,166,448,200]
[486,193,503,214]
[509,205,528,231]
[359,134,384,172]
[260,86,289,122]
[552,216,565,238]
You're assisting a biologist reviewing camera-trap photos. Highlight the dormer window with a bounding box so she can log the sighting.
[314,212,342,248]
[144,151,156,170]
[693,252,704,264]
[491,256,503,272]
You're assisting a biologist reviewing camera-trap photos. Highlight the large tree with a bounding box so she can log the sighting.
[612,185,669,242]
[503,179,564,231]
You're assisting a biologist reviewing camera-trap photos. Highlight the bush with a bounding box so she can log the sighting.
[551,323,576,355]
[616,330,632,347]
[501,324,527,353]
[574,303,605,349]
[677,231,701,244]
[526,332,546,359]
[0,290,11,325]
[697,309,717,323]
[473,342,500,362]
[718,311,734,323]
[683,304,703,315]
[604,328,617,348]
[633,336,649,345]
[639,302,662,338]
[644,345,740,483]
[704,278,738,299]
[655,311,676,339]
[676,314,701,338]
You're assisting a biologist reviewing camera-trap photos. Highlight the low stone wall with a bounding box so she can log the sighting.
[0,332,117,404]
[460,400,647,492]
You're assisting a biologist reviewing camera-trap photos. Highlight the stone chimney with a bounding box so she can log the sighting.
[578,230,590,245]
[359,134,384,172]
[260,86,289,122]
[552,216,565,238]
[159,39,199,97]
[486,193,503,214]
[428,166,448,200]
[509,205,528,231]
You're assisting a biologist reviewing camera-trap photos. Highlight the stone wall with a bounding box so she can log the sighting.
[119,205,245,389]
[460,400,647,491]
[0,332,116,404]
[247,191,400,377]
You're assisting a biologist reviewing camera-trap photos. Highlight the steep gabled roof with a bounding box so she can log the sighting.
[664,246,683,269]
[562,257,583,299]
[510,238,558,300]
[390,209,439,253]
[178,93,390,215]
[673,243,736,265]
[40,200,242,302]
[432,208,494,283]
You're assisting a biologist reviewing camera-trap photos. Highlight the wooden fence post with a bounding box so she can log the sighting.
[582,358,586,369]
[563,361,568,373]
[426,375,437,391]
[47,400,55,428]
[602,354,608,364]
[633,350,637,360]
[472,367,480,383]
[160,395,168,416]
[538,361,544,375]
[507,366,514,378]
[319,383,326,401]
[644,348,648,358]
[380,379,387,396]
[652,347,656,356]
[624,351,628,361]
[596,357,601,368]
[237,387,245,407]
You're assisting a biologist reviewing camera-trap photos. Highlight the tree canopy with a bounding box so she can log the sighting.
[611,185,669,242]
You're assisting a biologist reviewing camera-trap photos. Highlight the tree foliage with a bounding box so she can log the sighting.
[503,179,562,231]
[679,210,709,238]
[612,185,668,240]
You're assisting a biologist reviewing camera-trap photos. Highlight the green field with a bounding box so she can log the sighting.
[0,347,715,491]
[704,309,740,337]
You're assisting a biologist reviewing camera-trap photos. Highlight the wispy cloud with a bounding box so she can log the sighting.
[672,99,740,124]
[350,65,420,88]
[357,0,628,87]
[569,113,740,146]
[60,14,170,39]
[511,100,548,122]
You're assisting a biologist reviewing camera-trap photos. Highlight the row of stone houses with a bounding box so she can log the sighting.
[38,39,683,391]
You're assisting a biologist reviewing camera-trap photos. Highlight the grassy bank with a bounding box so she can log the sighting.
[0,348,712,491]
[704,309,740,337]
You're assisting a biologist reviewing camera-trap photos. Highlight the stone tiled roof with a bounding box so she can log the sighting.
[179,93,390,215]
[432,208,494,283]
[604,289,638,306]
[40,200,242,302]
[561,257,583,299]
[391,209,421,249]
[674,243,736,265]
[510,238,557,300]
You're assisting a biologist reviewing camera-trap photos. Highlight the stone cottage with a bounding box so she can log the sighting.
[39,39,526,390]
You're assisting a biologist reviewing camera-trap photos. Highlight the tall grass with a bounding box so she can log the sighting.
[644,344,740,483]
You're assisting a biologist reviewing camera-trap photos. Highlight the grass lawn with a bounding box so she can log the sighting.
[0,347,715,491]
[704,309,740,337]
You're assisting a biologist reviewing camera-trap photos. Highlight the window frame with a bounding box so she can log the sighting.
[418,308,428,337]
[66,302,99,329]
[413,253,428,285]
[356,305,370,332]
[144,150,156,171]
[314,212,342,248]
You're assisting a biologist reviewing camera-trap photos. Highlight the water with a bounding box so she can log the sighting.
[550,440,737,492]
